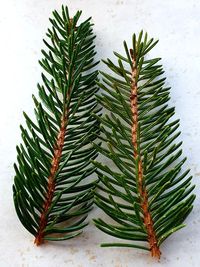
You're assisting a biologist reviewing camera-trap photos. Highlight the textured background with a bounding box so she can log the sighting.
[0,0,200,266]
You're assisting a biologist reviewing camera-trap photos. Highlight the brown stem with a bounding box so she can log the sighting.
[130,49,161,259]
[34,18,75,246]
[34,113,67,245]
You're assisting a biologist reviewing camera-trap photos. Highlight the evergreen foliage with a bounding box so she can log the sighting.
[13,6,100,245]
[93,31,195,258]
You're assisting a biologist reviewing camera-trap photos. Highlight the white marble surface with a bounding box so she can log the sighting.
[0,0,200,266]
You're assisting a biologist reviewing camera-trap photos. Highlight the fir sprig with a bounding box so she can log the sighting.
[93,31,195,258]
[13,6,101,245]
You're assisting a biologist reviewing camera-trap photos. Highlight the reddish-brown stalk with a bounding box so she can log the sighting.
[130,48,161,258]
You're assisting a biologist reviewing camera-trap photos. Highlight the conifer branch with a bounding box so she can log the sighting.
[13,6,101,245]
[93,31,195,258]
